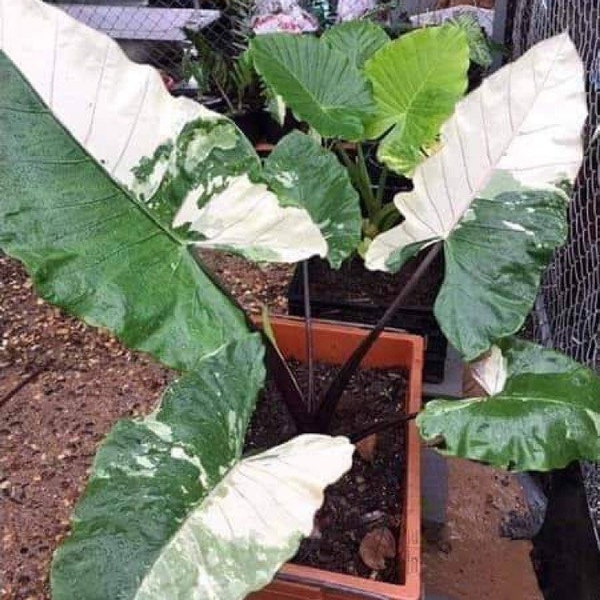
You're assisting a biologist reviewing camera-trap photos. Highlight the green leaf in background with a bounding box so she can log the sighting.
[450,13,494,68]
[364,24,470,175]
[322,20,390,69]
[418,339,600,471]
[51,335,355,599]
[250,33,376,140]
[263,131,362,268]
[365,33,587,361]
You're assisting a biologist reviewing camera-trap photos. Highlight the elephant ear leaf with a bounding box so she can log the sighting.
[418,339,600,471]
[249,33,376,140]
[322,20,390,69]
[364,24,470,176]
[51,334,354,600]
[263,131,362,269]
[0,0,341,372]
[366,32,587,361]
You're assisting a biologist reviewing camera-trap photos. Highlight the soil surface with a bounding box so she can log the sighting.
[0,252,292,600]
[197,249,294,315]
[244,360,408,583]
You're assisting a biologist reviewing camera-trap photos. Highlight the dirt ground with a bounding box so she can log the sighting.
[1,252,542,599]
[0,252,292,599]
[422,458,543,600]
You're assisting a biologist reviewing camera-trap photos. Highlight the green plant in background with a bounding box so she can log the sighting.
[249,21,471,244]
[182,0,264,114]
[2,1,600,598]
[450,12,497,69]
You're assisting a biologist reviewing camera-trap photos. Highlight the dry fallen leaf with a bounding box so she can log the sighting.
[359,527,396,570]
[356,434,377,462]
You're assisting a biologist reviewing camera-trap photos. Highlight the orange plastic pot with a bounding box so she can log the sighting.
[249,316,424,600]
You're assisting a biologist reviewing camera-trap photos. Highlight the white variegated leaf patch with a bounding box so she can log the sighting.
[0,0,357,265]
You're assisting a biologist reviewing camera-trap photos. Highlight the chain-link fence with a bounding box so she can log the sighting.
[46,1,221,77]
[512,0,600,554]
[512,0,600,371]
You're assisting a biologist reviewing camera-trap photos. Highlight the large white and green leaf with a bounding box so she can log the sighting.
[0,33,247,369]
[51,334,354,599]
[366,33,587,361]
[249,33,376,140]
[263,131,362,268]
[322,20,390,69]
[364,25,470,176]
[172,131,361,266]
[418,339,600,471]
[0,0,350,366]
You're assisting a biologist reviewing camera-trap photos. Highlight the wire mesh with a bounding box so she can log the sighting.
[47,2,220,77]
[512,0,600,371]
[512,0,600,546]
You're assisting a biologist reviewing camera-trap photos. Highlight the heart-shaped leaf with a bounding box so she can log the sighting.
[418,338,600,471]
[322,20,390,69]
[364,24,470,175]
[250,33,376,140]
[0,0,359,373]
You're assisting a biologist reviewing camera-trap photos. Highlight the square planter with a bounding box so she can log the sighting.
[250,316,423,600]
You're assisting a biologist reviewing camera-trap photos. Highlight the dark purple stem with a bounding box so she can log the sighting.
[316,243,442,432]
[302,260,315,414]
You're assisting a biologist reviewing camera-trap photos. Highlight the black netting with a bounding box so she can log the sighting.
[46,2,221,78]
[512,0,600,549]
[512,0,600,372]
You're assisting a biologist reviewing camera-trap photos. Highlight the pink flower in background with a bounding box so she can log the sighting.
[336,0,376,21]
[251,0,319,34]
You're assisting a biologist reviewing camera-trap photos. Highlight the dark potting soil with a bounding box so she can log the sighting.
[244,360,408,583]
[306,250,444,308]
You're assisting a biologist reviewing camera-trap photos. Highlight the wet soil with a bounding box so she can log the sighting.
[245,360,408,583]
[0,255,173,599]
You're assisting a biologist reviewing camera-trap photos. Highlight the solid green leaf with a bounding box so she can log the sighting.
[0,51,248,372]
[364,24,469,175]
[322,20,390,69]
[51,335,355,599]
[263,131,362,268]
[366,33,587,361]
[418,339,600,471]
[250,33,375,140]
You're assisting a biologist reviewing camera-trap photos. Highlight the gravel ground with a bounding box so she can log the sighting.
[0,251,292,600]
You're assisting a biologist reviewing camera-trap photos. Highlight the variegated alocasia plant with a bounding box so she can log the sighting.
[0,1,357,598]
[2,1,600,598]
